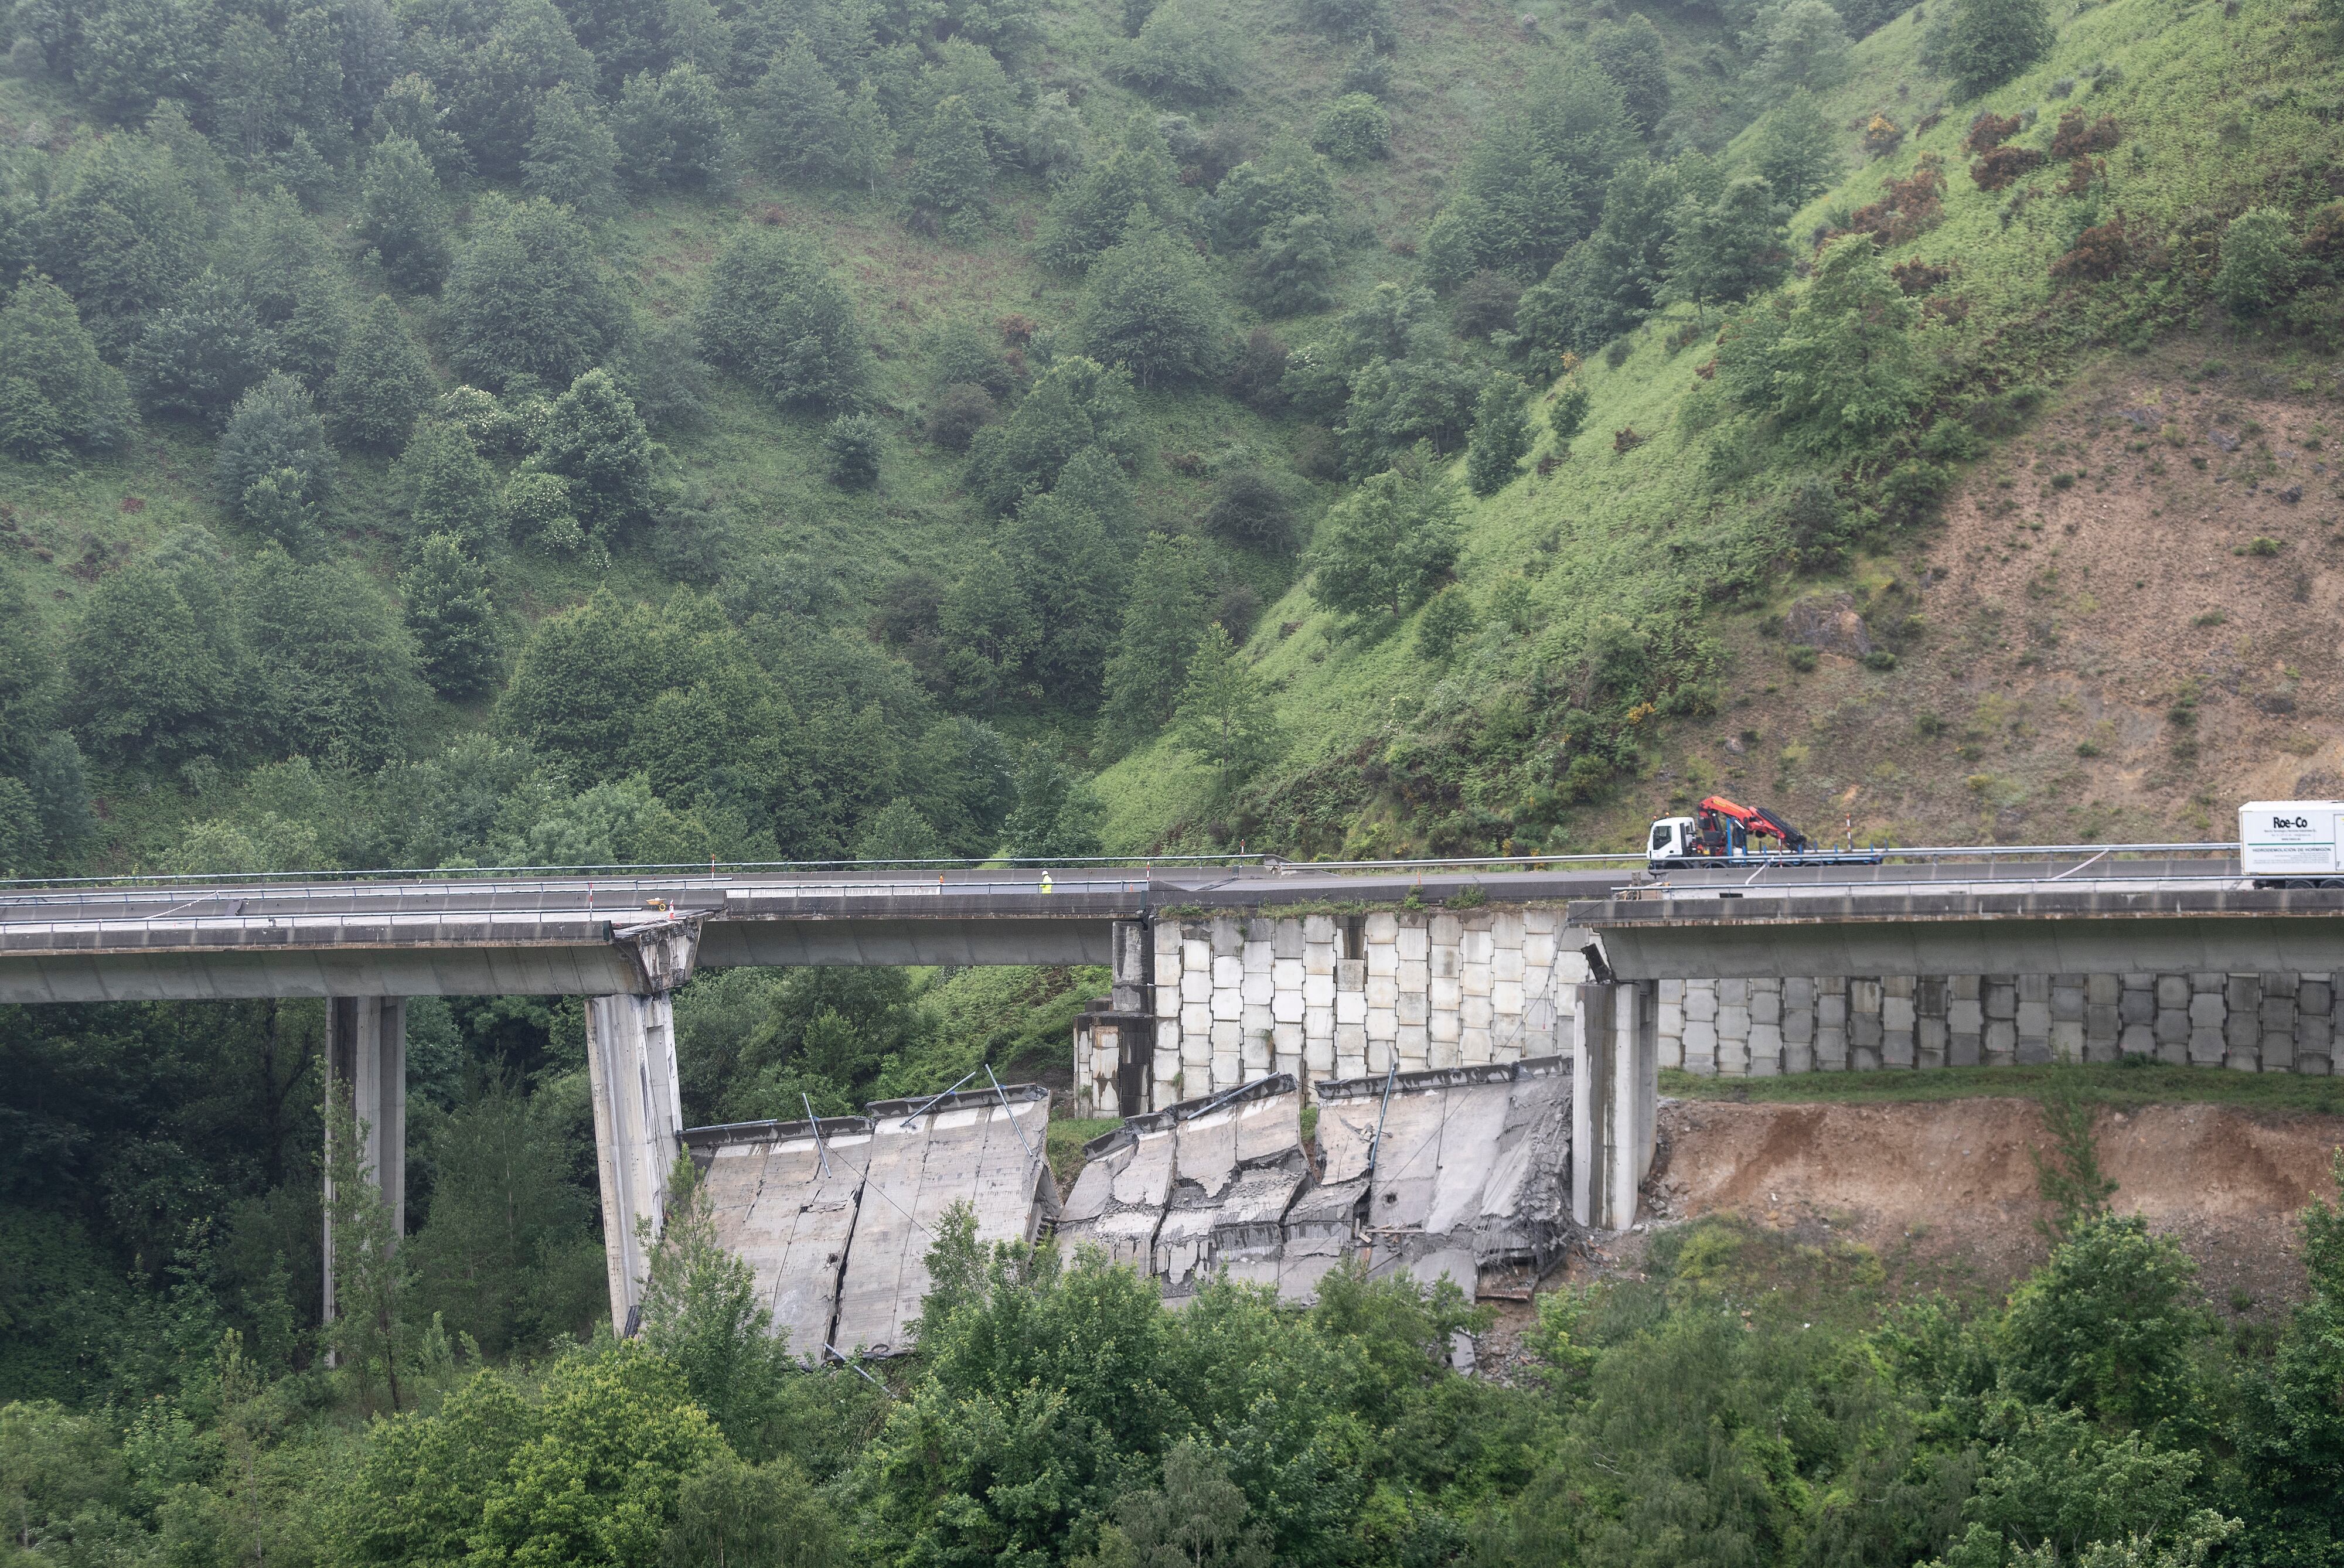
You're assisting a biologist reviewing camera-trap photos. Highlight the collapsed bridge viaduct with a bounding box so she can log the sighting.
[6,855,2342,1334]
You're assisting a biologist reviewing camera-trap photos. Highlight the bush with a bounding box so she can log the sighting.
[1240,214,1338,318]
[927,384,998,451]
[1311,94,1390,163]
[1548,378,1592,444]
[1944,0,2054,100]
[612,64,731,192]
[1113,0,1239,101]
[1201,469,1296,551]
[694,228,872,411]
[1072,213,1228,388]
[966,357,1139,512]
[1452,271,1523,340]
[1299,0,1392,39]
[0,276,135,461]
[1416,587,1476,660]
[442,199,629,394]
[2215,209,2301,317]
[1464,373,1532,496]
[822,414,885,488]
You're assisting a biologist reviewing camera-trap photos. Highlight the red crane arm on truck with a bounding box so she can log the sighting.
[1695,795,1811,851]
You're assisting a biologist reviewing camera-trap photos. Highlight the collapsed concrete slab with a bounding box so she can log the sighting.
[1057,1109,1177,1267]
[1313,1057,1576,1300]
[686,1115,870,1361]
[1155,1075,1307,1300]
[683,1082,1056,1361]
[833,1084,1055,1356]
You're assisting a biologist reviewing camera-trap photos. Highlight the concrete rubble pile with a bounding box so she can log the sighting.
[686,1083,1056,1360]
[1059,1058,1578,1304]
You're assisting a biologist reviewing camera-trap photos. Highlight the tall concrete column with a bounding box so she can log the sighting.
[323,997,406,1328]
[1571,979,1655,1232]
[585,991,685,1335]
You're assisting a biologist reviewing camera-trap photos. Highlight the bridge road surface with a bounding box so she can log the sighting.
[0,854,2258,1003]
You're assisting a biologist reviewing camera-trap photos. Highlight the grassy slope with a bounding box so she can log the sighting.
[1665,1059,2344,1113]
[1099,0,2344,853]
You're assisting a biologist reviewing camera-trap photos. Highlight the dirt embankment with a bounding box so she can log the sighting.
[1637,1097,2344,1310]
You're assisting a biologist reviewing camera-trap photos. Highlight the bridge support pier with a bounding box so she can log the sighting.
[585,992,686,1335]
[323,997,405,1331]
[1572,980,1657,1232]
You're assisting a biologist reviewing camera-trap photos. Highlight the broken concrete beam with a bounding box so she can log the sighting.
[1058,1109,1177,1268]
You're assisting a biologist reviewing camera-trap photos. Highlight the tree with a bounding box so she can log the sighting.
[324,1083,413,1411]
[1036,115,1185,271]
[1299,0,1392,40]
[1590,16,1671,134]
[745,36,889,188]
[506,472,585,553]
[1099,533,1215,754]
[664,1454,843,1568]
[638,1157,792,1450]
[614,64,732,192]
[1515,159,1684,369]
[2001,1216,2209,1431]
[1202,469,1296,552]
[396,418,503,548]
[854,797,945,864]
[1549,377,1592,444]
[36,133,204,355]
[0,276,134,462]
[373,74,472,180]
[1464,372,1533,496]
[448,0,597,181]
[1714,234,1925,453]
[1337,347,1484,473]
[904,94,993,237]
[0,577,56,775]
[443,199,630,393]
[1113,0,1239,100]
[999,459,1128,706]
[469,1344,727,1568]
[1001,749,1106,858]
[241,546,425,763]
[965,356,1139,512]
[1309,451,1462,616]
[2237,1154,2344,1559]
[529,369,654,535]
[1170,624,1278,799]
[1944,0,2054,100]
[1072,213,1226,388]
[404,534,502,700]
[74,0,209,122]
[1752,0,1855,93]
[694,228,872,411]
[1419,53,1631,285]
[523,84,624,214]
[218,372,335,540]
[1311,93,1389,163]
[356,136,453,292]
[1207,131,1335,251]
[1415,586,1476,660]
[1241,214,1337,317]
[212,12,292,165]
[1102,1444,1273,1568]
[1752,89,1840,207]
[64,545,244,765]
[125,268,275,423]
[234,188,351,390]
[1664,175,1791,313]
[822,414,885,488]
[329,295,436,451]
[2215,209,2301,316]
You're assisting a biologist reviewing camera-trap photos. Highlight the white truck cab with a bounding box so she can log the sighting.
[2240,801,2344,887]
[1647,817,1699,868]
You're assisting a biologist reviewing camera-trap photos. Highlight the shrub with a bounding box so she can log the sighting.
[1202,469,1297,552]
[2050,216,2131,282]
[1073,213,1229,387]
[1299,0,1393,40]
[442,200,629,393]
[1416,588,1475,660]
[0,276,135,461]
[1548,379,1591,444]
[1113,0,1239,101]
[1464,372,1533,496]
[1241,214,1338,318]
[612,64,731,193]
[1971,144,2046,191]
[2214,209,2301,316]
[927,384,998,451]
[2050,110,2122,159]
[1945,0,2054,100]
[1965,111,2023,152]
[1312,93,1391,163]
[822,414,885,488]
[217,371,333,538]
[1451,271,1523,339]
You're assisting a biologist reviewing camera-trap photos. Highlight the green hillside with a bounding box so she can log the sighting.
[1104,0,2344,855]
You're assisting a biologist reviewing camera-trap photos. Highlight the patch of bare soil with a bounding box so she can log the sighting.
[1634,1097,2344,1314]
[1620,343,2344,848]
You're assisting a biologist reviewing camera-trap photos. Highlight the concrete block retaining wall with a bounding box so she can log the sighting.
[1078,909,2344,1114]
[1658,971,2340,1076]
[1075,909,1583,1114]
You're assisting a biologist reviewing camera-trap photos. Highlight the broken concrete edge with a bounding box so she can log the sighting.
[1311,1054,1570,1102]
[682,1115,874,1164]
[866,1080,1052,1119]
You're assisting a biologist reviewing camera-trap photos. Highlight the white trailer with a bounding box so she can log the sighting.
[2239,801,2344,887]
